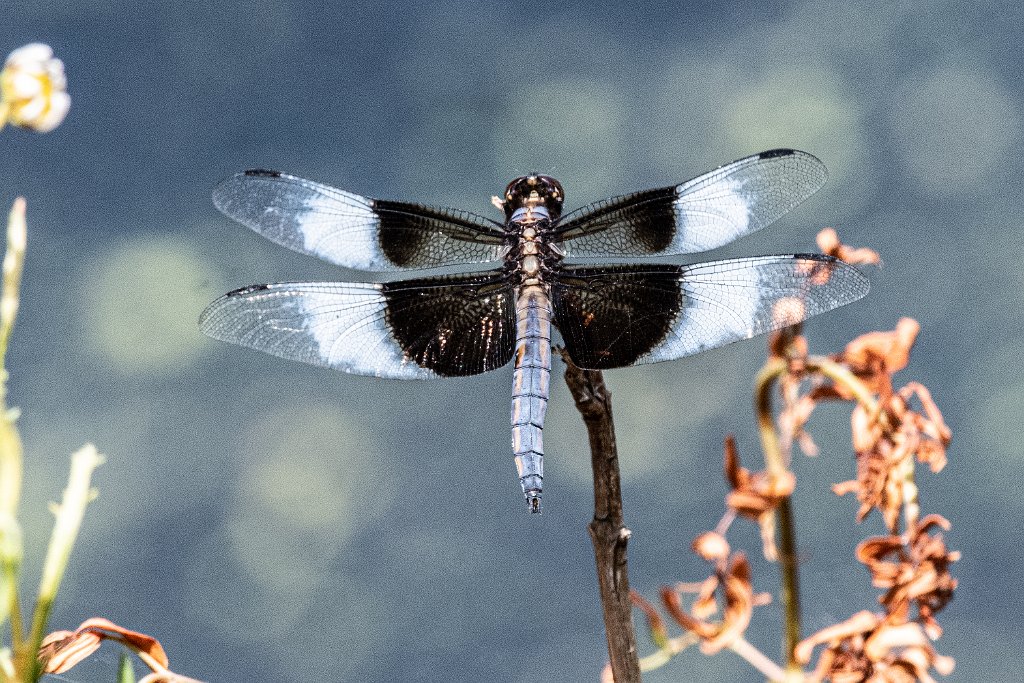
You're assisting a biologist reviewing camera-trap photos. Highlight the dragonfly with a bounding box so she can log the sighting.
[199,149,869,513]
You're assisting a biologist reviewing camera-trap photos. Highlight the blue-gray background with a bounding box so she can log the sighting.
[2,1,1020,681]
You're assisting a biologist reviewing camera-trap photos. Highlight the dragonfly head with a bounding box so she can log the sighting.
[502,174,564,221]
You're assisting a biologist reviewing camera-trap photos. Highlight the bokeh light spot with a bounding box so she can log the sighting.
[722,67,862,162]
[79,236,223,374]
[182,402,396,659]
[720,66,872,217]
[889,62,1022,198]
[651,58,872,219]
[236,402,392,529]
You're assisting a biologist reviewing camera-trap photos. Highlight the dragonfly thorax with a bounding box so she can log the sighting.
[508,209,562,285]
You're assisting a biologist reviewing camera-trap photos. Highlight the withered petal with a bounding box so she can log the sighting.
[729,552,752,585]
[726,490,776,516]
[795,610,879,665]
[856,535,905,564]
[913,513,951,536]
[841,319,919,378]
[864,622,929,661]
[833,480,860,497]
[816,228,882,267]
[81,617,170,670]
[39,632,102,674]
[38,617,172,674]
[851,404,882,454]
[138,672,207,683]
[660,586,718,639]
[723,435,742,489]
[701,567,755,654]
[39,630,75,648]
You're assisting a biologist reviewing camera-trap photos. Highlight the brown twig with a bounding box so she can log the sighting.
[561,350,641,682]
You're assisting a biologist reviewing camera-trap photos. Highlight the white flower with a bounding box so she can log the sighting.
[0,43,70,133]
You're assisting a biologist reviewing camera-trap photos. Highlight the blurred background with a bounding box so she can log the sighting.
[1,1,1020,680]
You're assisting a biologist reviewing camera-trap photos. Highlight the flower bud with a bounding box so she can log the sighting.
[1,43,70,133]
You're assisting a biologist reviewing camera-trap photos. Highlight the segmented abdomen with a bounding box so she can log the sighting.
[511,284,551,512]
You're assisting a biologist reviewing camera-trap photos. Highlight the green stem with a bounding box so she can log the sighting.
[754,358,802,674]
[0,198,26,516]
[0,200,26,650]
[808,357,880,416]
[754,352,888,675]
[21,444,104,679]
[775,497,801,677]
[636,632,698,671]
[754,359,788,477]
[8,588,22,649]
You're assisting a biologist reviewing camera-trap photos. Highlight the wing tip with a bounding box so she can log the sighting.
[225,283,272,297]
[757,148,827,182]
[197,284,272,335]
[758,148,799,159]
[792,252,872,302]
[197,298,224,336]
[757,148,821,164]
[212,169,285,210]
[242,169,283,178]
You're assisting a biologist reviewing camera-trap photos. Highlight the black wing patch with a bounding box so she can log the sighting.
[554,149,827,258]
[213,170,507,272]
[551,264,684,370]
[199,271,516,378]
[551,255,869,370]
[382,271,517,377]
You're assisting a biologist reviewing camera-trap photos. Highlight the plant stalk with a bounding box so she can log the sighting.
[562,353,641,682]
[754,358,802,675]
[754,351,885,677]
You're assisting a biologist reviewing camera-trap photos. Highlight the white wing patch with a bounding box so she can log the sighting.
[198,282,438,379]
[667,150,827,254]
[554,149,828,259]
[284,187,385,271]
[639,259,763,363]
[669,176,752,253]
[214,172,392,271]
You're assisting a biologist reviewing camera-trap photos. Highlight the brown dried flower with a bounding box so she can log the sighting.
[832,350,951,530]
[723,434,795,559]
[817,228,882,267]
[659,551,771,655]
[832,318,920,399]
[796,610,955,682]
[767,312,951,532]
[626,229,955,681]
[857,514,959,639]
[38,617,201,681]
[723,435,796,516]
